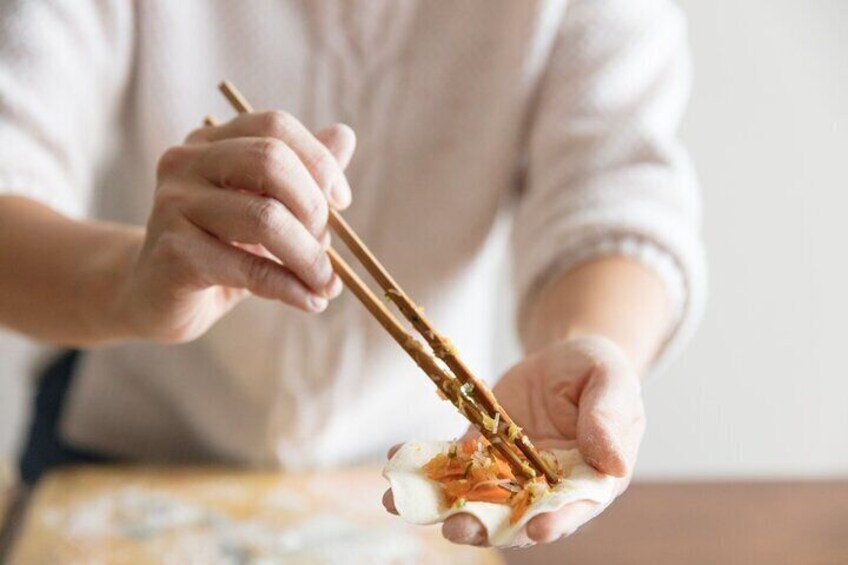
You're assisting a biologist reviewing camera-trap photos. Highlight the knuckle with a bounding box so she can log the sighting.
[243,254,274,291]
[152,183,185,216]
[253,138,293,177]
[156,145,193,179]
[260,110,296,139]
[253,198,289,237]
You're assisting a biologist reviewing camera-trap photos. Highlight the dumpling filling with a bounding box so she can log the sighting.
[421,438,556,525]
[384,439,617,547]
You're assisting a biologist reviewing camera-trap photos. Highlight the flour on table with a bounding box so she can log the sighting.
[42,486,420,564]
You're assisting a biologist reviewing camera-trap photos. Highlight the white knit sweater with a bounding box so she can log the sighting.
[0,0,705,467]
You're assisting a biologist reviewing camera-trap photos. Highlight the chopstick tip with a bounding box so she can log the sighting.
[218,80,253,114]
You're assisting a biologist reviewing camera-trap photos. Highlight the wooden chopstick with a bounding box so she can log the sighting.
[325,249,536,478]
[328,212,559,484]
[214,81,556,484]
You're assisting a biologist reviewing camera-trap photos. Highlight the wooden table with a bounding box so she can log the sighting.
[3,465,503,565]
[504,481,848,565]
[4,471,846,564]
[0,483,9,536]
[0,461,16,547]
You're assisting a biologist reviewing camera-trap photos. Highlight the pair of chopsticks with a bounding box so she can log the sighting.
[212,81,558,485]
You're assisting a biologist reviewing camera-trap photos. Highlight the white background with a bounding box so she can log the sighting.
[637,0,848,478]
[1,0,847,478]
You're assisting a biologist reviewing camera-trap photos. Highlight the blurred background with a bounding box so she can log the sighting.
[640,0,847,479]
[1,0,846,561]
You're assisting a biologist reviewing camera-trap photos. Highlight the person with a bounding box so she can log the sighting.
[0,0,704,547]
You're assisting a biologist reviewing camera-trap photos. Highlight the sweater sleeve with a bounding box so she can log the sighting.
[0,0,133,218]
[512,0,706,373]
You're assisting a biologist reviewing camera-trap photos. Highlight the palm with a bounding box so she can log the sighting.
[492,351,584,452]
[492,337,644,478]
[461,337,645,545]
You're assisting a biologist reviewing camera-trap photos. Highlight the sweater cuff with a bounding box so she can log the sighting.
[514,215,707,379]
[561,235,687,329]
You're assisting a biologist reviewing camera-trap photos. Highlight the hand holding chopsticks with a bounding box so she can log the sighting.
[213,81,558,485]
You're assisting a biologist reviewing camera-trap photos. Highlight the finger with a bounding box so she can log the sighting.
[231,242,277,262]
[187,137,329,238]
[525,500,603,543]
[314,124,357,171]
[576,365,645,478]
[189,112,353,209]
[177,185,337,294]
[325,273,343,299]
[172,222,328,313]
[386,444,403,460]
[229,242,341,301]
[442,514,488,547]
[382,490,398,515]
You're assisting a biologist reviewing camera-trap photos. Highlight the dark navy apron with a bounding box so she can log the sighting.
[18,351,110,484]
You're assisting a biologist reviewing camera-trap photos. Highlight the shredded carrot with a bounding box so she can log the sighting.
[423,438,560,522]
[509,489,532,524]
[465,485,513,503]
[422,454,467,481]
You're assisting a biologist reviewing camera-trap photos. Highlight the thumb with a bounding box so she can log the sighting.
[315,123,357,170]
[574,340,645,478]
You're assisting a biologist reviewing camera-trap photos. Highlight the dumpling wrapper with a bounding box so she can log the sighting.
[383,441,617,548]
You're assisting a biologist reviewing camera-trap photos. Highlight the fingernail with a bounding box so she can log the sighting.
[320,230,332,250]
[307,295,328,313]
[329,177,351,209]
[325,275,343,299]
[470,529,488,547]
[382,490,398,515]
[316,255,335,288]
[387,444,402,459]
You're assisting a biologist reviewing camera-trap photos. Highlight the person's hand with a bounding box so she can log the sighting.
[115,112,357,343]
[383,335,645,546]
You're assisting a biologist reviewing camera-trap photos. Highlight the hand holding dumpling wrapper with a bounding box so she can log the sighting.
[384,440,616,547]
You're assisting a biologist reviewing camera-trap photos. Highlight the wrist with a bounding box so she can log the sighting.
[534,321,661,377]
[74,226,145,344]
[558,329,641,375]
[522,257,673,374]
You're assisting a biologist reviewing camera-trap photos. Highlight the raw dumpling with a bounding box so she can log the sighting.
[383,441,616,548]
